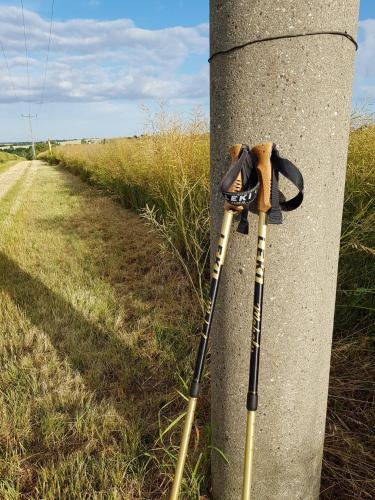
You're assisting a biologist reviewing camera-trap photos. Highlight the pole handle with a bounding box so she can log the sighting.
[251,142,273,212]
[230,143,242,161]
[224,143,244,212]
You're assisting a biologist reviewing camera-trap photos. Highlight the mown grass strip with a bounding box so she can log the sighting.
[40,117,375,498]
[0,162,206,498]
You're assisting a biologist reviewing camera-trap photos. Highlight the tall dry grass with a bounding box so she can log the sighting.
[44,109,210,306]
[41,114,374,498]
[321,125,375,499]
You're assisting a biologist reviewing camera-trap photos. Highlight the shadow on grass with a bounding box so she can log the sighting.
[35,166,185,305]
[0,250,153,420]
[0,164,201,473]
[33,166,200,345]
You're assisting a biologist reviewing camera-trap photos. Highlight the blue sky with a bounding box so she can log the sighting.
[0,1,373,142]
[44,1,208,28]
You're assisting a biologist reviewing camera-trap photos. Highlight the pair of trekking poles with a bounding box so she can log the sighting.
[169,142,304,499]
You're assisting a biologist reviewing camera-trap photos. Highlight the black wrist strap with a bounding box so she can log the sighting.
[221,145,260,234]
[268,146,304,224]
[221,143,304,231]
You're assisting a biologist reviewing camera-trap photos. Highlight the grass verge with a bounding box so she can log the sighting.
[0,150,22,174]
[0,162,208,498]
[33,122,375,497]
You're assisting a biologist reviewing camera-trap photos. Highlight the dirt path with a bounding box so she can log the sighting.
[0,160,32,201]
[0,160,198,498]
[2,161,39,228]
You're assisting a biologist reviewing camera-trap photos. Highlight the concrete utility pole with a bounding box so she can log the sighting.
[210,1,359,499]
[21,113,37,159]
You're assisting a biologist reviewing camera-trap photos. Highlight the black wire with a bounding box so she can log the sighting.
[208,31,358,63]
[39,0,55,108]
[0,40,19,102]
[20,0,31,107]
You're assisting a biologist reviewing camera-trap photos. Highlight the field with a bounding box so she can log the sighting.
[0,161,201,498]
[1,119,373,498]
[0,150,21,173]
[41,112,210,305]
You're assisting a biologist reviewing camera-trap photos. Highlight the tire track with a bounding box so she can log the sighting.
[2,161,39,228]
[0,161,31,202]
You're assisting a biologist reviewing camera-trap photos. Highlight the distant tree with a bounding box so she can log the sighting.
[3,147,28,159]
[25,147,33,160]
[35,143,49,156]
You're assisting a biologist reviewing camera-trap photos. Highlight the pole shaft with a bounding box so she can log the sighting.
[242,211,267,500]
[169,397,197,500]
[242,411,256,500]
[170,209,234,499]
[190,209,233,397]
[247,211,267,412]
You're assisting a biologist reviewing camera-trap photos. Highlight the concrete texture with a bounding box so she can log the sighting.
[209,1,360,499]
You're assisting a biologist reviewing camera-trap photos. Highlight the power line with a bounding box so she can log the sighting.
[20,0,36,146]
[17,2,56,144]
[39,0,55,108]
[20,0,32,109]
[1,39,30,145]
[0,40,19,102]
[21,113,37,159]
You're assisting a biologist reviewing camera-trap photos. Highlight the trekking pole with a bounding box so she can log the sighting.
[241,142,272,500]
[170,144,259,500]
[241,142,304,500]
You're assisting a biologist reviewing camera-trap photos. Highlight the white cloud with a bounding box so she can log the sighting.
[0,6,209,104]
[351,19,375,106]
[356,19,375,79]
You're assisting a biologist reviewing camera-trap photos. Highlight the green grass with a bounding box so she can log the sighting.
[39,118,375,498]
[39,110,210,305]
[0,150,21,173]
[0,162,207,498]
[320,126,375,499]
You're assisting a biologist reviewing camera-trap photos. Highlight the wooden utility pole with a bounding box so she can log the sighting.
[210,1,359,498]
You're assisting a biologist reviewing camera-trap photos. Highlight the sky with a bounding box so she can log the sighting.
[0,1,374,142]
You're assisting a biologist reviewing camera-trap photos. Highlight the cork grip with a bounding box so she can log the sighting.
[224,144,243,212]
[251,142,273,213]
